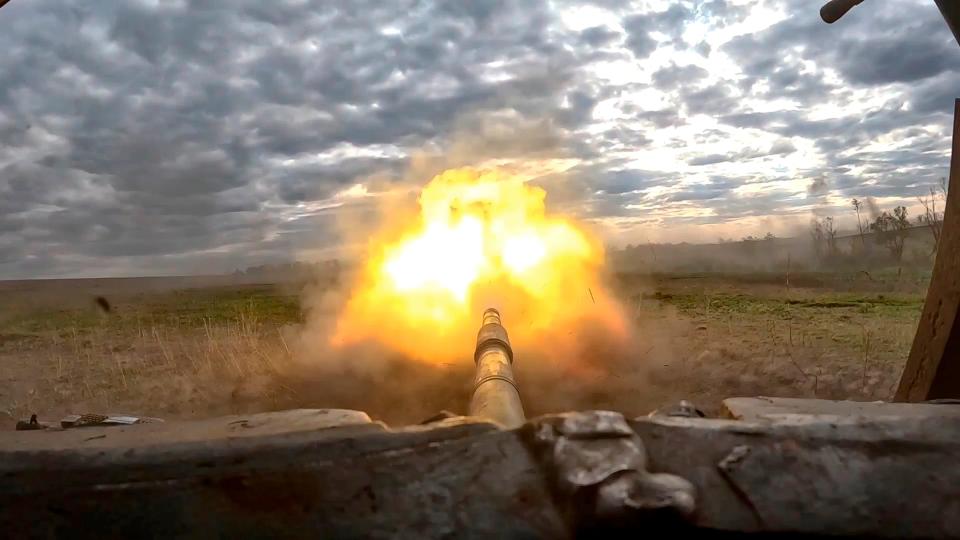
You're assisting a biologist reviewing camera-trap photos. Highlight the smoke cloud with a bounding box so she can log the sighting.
[285,284,667,425]
[284,120,665,425]
[808,177,828,196]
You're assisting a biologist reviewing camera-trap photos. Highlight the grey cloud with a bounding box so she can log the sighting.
[622,15,658,59]
[595,126,650,153]
[715,0,956,188]
[694,41,711,57]
[688,154,729,166]
[721,98,949,202]
[687,140,796,166]
[596,169,659,195]
[580,25,622,47]
[843,38,956,85]
[652,63,709,90]
[658,4,691,33]
[909,71,960,115]
[436,0,507,29]
[724,0,957,89]
[769,140,796,155]
[683,83,740,116]
[556,90,600,128]
[0,0,952,278]
[269,155,405,204]
[634,108,684,129]
[110,2,172,64]
[698,0,751,27]
[0,0,606,278]
[808,177,828,196]
[664,177,737,202]
[640,174,799,221]
[721,107,905,143]
[534,164,675,220]
[692,129,729,144]
[622,4,692,59]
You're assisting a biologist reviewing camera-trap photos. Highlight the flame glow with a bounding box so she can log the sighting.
[332,166,628,363]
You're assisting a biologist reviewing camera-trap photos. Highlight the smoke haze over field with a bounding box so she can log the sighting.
[0,0,955,279]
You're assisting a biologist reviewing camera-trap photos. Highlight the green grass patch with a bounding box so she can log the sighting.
[645,292,792,318]
[644,290,923,321]
[0,285,302,336]
[618,269,933,294]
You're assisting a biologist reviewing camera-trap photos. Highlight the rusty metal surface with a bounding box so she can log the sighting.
[525,411,695,534]
[634,413,960,537]
[717,440,959,535]
[3,406,960,538]
[722,397,960,421]
[897,99,960,402]
[2,416,551,539]
[0,409,375,452]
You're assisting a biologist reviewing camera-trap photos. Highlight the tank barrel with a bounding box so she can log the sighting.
[469,308,525,428]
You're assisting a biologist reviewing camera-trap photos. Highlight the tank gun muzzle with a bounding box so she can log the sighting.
[469,308,525,428]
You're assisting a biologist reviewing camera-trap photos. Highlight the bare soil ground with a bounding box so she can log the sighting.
[619,271,924,415]
[0,271,925,428]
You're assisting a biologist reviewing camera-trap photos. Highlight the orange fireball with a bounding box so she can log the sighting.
[331,166,627,363]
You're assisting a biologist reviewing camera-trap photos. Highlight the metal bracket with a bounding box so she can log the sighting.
[523,411,696,533]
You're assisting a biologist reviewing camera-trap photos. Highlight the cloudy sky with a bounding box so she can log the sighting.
[0,0,956,279]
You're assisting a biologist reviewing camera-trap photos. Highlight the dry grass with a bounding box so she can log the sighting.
[0,272,928,426]
[0,285,303,426]
[621,273,922,414]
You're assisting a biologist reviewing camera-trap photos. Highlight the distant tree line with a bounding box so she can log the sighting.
[231,260,341,284]
[810,181,945,267]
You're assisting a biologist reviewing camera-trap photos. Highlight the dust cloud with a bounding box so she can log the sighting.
[286,278,673,426]
[285,119,674,426]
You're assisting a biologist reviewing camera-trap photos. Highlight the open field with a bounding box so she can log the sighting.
[619,270,926,414]
[0,270,927,428]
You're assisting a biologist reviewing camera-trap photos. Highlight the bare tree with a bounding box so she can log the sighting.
[916,179,946,254]
[823,216,839,257]
[852,198,867,253]
[871,206,910,262]
[810,218,825,261]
